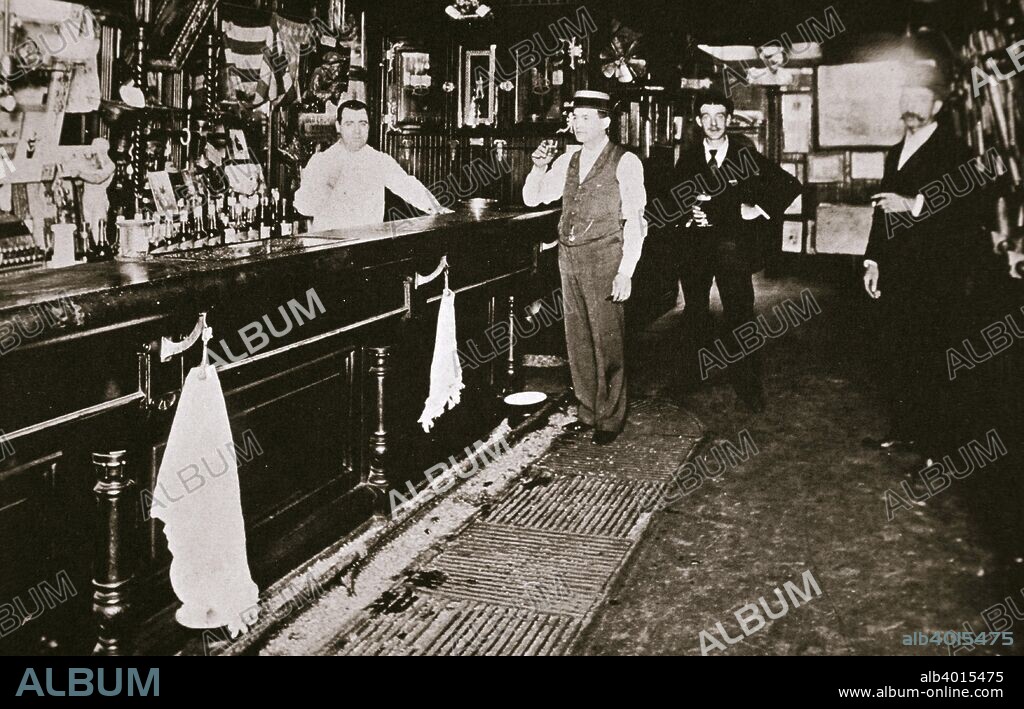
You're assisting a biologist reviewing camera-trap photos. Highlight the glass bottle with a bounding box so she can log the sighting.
[245,196,259,241]
[258,194,272,240]
[280,194,294,237]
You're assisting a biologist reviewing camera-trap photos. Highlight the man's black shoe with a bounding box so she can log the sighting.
[592,429,620,445]
[562,420,592,434]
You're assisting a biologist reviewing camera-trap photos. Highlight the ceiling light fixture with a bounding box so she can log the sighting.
[445,1,491,20]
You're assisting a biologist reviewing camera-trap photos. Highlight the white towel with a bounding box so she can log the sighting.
[150,363,260,637]
[418,288,465,432]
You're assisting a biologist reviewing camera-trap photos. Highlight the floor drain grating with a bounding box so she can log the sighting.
[331,595,582,656]
[314,397,702,656]
[485,475,663,537]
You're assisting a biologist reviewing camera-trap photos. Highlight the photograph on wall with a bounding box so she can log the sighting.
[807,152,845,183]
[850,151,887,180]
[781,93,813,153]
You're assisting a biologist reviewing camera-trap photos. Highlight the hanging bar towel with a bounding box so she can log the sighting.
[418,286,465,432]
[150,357,260,637]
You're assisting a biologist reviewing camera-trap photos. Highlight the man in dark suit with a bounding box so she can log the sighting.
[862,72,979,460]
[672,90,801,412]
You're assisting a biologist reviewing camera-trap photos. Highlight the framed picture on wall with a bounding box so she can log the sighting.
[850,151,886,180]
[782,220,804,253]
[781,93,813,153]
[6,65,73,183]
[460,46,497,128]
[807,152,845,183]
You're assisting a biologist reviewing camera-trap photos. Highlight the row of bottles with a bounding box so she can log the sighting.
[0,233,46,272]
[146,189,299,254]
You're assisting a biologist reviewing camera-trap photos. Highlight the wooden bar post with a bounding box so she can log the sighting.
[504,294,518,395]
[364,346,393,515]
[91,450,135,656]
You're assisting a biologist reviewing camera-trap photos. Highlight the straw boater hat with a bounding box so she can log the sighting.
[572,90,612,112]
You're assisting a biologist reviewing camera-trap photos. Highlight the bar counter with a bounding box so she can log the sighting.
[0,206,560,655]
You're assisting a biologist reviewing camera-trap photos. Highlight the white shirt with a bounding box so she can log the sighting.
[703,137,729,168]
[522,137,648,278]
[294,143,441,231]
[897,121,938,171]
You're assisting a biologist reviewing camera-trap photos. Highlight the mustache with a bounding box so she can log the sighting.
[901,112,926,122]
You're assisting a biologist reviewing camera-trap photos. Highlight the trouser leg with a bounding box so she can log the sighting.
[581,254,627,432]
[560,258,596,427]
[679,247,714,385]
[883,283,923,441]
[908,286,957,454]
[715,262,760,395]
[561,246,627,432]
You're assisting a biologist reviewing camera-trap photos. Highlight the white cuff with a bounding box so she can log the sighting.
[910,194,926,217]
[741,204,770,221]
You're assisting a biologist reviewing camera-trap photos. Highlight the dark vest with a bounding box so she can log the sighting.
[558,141,628,247]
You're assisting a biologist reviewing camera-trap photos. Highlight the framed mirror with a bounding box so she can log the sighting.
[513,35,586,125]
[459,46,496,128]
[515,62,565,124]
[384,43,440,131]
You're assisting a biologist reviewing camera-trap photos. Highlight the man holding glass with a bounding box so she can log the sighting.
[672,89,801,412]
[522,90,647,445]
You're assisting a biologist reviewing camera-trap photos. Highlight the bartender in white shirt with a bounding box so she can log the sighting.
[294,100,451,231]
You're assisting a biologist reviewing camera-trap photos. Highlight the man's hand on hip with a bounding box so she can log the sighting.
[610,273,632,302]
[740,203,765,220]
[871,193,914,213]
[863,262,881,299]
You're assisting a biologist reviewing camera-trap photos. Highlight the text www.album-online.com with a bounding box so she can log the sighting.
[837,687,1004,699]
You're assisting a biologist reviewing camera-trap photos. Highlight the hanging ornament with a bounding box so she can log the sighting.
[566,37,585,70]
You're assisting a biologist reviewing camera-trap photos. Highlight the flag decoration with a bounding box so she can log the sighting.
[255,35,293,110]
[224,15,310,112]
[223,19,272,105]
[273,13,314,101]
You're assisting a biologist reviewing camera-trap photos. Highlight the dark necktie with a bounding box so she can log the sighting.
[707,150,718,169]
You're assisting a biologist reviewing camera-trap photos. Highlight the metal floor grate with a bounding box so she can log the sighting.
[320,398,702,655]
[534,436,698,483]
[331,595,582,656]
[424,522,632,615]
[484,475,663,538]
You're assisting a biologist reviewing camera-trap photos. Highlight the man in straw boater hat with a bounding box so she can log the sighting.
[522,89,648,445]
[862,64,982,465]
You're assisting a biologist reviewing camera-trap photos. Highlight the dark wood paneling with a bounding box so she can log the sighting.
[0,209,559,655]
